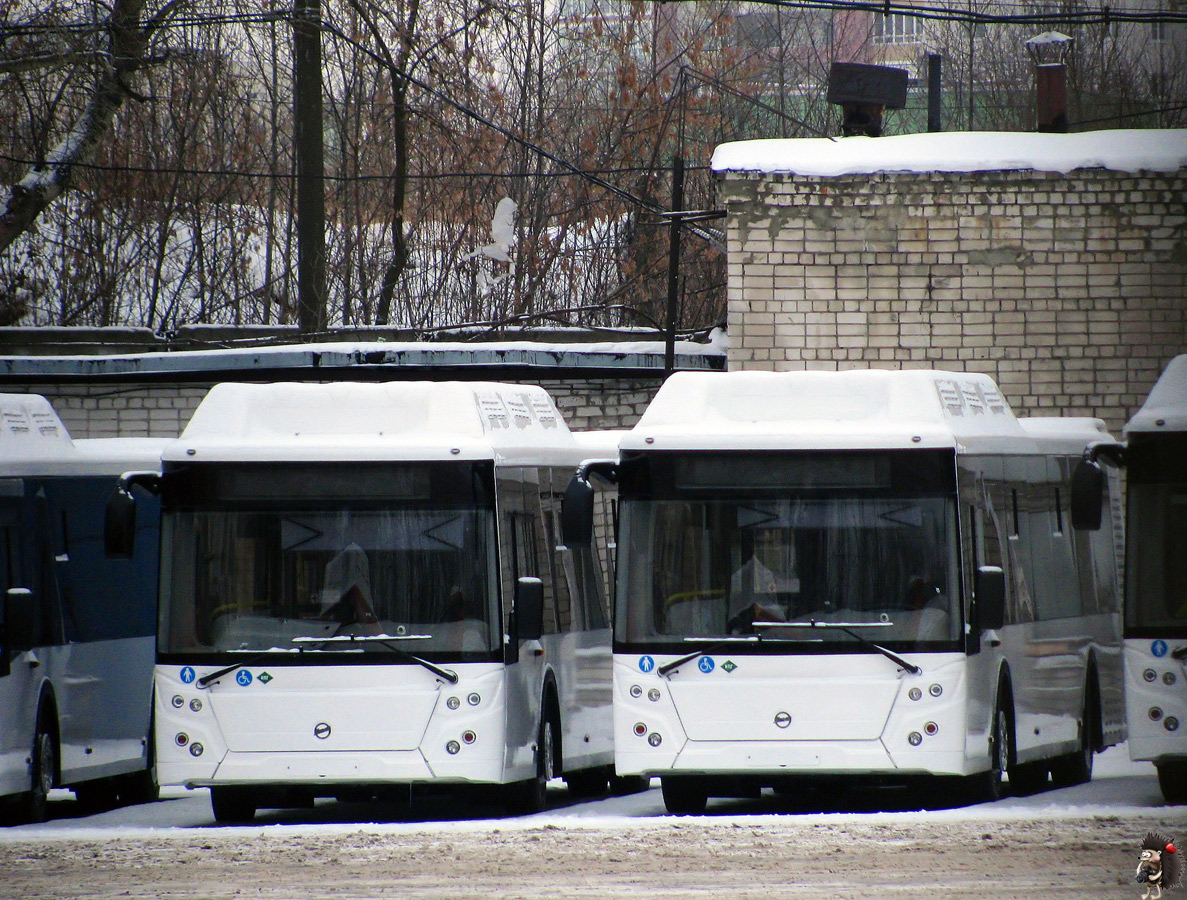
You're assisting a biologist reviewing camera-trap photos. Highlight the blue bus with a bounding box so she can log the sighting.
[1,395,163,823]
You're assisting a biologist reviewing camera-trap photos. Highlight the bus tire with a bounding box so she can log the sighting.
[73,778,121,813]
[1157,761,1187,805]
[565,766,609,799]
[968,694,1011,804]
[1050,675,1099,789]
[20,716,57,824]
[506,716,555,815]
[610,774,651,796]
[210,786,258,823]
[1007,760,1048,796]
[661,776,707,815]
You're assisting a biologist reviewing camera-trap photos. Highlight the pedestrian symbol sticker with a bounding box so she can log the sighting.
[236,669,253,686]
[180,666,196,684]
[639,656,655,673]
[1153,640,1169,658]
[698,657,715,674]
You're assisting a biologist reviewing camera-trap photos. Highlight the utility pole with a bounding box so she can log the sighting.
[664,155,685,377]
[292,0,327,334]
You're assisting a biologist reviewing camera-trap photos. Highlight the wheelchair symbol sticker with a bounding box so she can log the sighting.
[236,669,253,687]
[639,656,655,673]
[698,657,715,674]
[1153,640,1169,658]
[179,666,196,684]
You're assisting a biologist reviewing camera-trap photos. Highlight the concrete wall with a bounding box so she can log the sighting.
[717,163,1187,433]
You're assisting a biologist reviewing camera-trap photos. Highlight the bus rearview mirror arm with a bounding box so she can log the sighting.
[561,459,618,548]
[104,471,162,559]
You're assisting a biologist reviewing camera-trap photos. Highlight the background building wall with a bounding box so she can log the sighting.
[718,164,1187,433]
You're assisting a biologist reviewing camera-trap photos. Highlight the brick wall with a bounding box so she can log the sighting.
[717,165,1187,433]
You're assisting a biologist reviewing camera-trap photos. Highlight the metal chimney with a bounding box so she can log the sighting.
[1025,32,1073,133]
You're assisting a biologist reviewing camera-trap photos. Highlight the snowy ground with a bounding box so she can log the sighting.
[1,745,1184,899]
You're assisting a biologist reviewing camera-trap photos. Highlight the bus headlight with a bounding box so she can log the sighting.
[189,698,203,712]
[446,696,461,710]
[189,742,204,757]
[171,695,185,708]
[907,731,923,746]
[175,733,189,747]
[630,685,643,698]
[929,684,943,697]
[1165,717,1180,732]
[467,693,482,706]
[908,687,922,701]
[924,721,939,736]
[633,722,647,737]
[462,730,477,744]
[1164,672,1177,686]
[1150,707,1164,721]
[446,740,461,755]
[647,732,662,747]
[1144,669,1158,682]
[648,689,662,702]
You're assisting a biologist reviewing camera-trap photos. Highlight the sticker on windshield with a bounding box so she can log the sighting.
[1153,640,1169,658]
[698,657,715,674]
[179,666,196,684]
[639,656,655,673]
[236,669,253,686]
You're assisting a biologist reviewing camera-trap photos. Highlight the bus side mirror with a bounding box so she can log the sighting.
[105,488,138,559]
[1070,458,1103,532]
[3,588,36,658]
[104,471,161,559]
[561,477,595,547]
[515,577,544,642]
[976,566,1005,631]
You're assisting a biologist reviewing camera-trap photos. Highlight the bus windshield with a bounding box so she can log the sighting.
[158,464,500,660]
[1125,481,1187,633]
[615,453,960,650]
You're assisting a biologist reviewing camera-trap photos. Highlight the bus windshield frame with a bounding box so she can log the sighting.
[157,460,502,665]
[614,448,962,655]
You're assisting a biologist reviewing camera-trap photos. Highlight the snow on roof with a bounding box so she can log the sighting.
[622,369,1070,454]
[711,129,1187,178]
[1016,416,1112,454]
[171,381,589,465]
[1125,354,1187,435]
[0,394,168,475]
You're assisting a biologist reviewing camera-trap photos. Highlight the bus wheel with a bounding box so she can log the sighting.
[21,721,57,824]
[565,766,609,799]
[661,776,707,815]
[506,717,554,815]
[1157,761,1187,805]
[1007,760,1049,796]
[610,774,651,796]
[73,779,121,813]
[210,787,258,823]
[968,700,1010,804]
[1049,689,1097,789]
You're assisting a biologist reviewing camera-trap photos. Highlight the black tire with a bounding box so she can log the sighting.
[1049,685,1097,789]
[117,767,160,807]
[610,774,651,796]
[565,767,609,799]
[1007,760,1048,796]
[210,786,258,823]
[20,719,57,824]
[661,776,708,815]
[505,717,554,815]
[73,779,121,813]
[968,697,1010,804]
[1157,761,1187,805]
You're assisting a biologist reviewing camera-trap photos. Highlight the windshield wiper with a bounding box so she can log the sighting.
[292,634,459,684]
[756,620,922,675]
[198,633,458,687]
[658,636,760,677]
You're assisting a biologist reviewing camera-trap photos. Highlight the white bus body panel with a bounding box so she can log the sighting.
[614,653,977,777]
[1125,639,1186,764]
[0,394,165,803]
[153,382,617,794]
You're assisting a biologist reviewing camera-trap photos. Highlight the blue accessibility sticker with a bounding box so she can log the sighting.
[698,656,715,674]
[179,666,196,684]
[639,655,655,673]
[236,669,253,686]
[1153,640,1169,658]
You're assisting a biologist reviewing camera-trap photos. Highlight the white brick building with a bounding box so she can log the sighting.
[712,129,1187,432]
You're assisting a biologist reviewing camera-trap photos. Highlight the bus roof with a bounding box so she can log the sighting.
[167,381,588,465]
[1125,355,1187,435]
[0,393,166,476]
[620,369,1107,454]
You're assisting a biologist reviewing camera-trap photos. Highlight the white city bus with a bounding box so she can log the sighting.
[566,369,1125,813]
[107,381,619,822]
[1075,355,1187,804]
[1,395,163,823]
